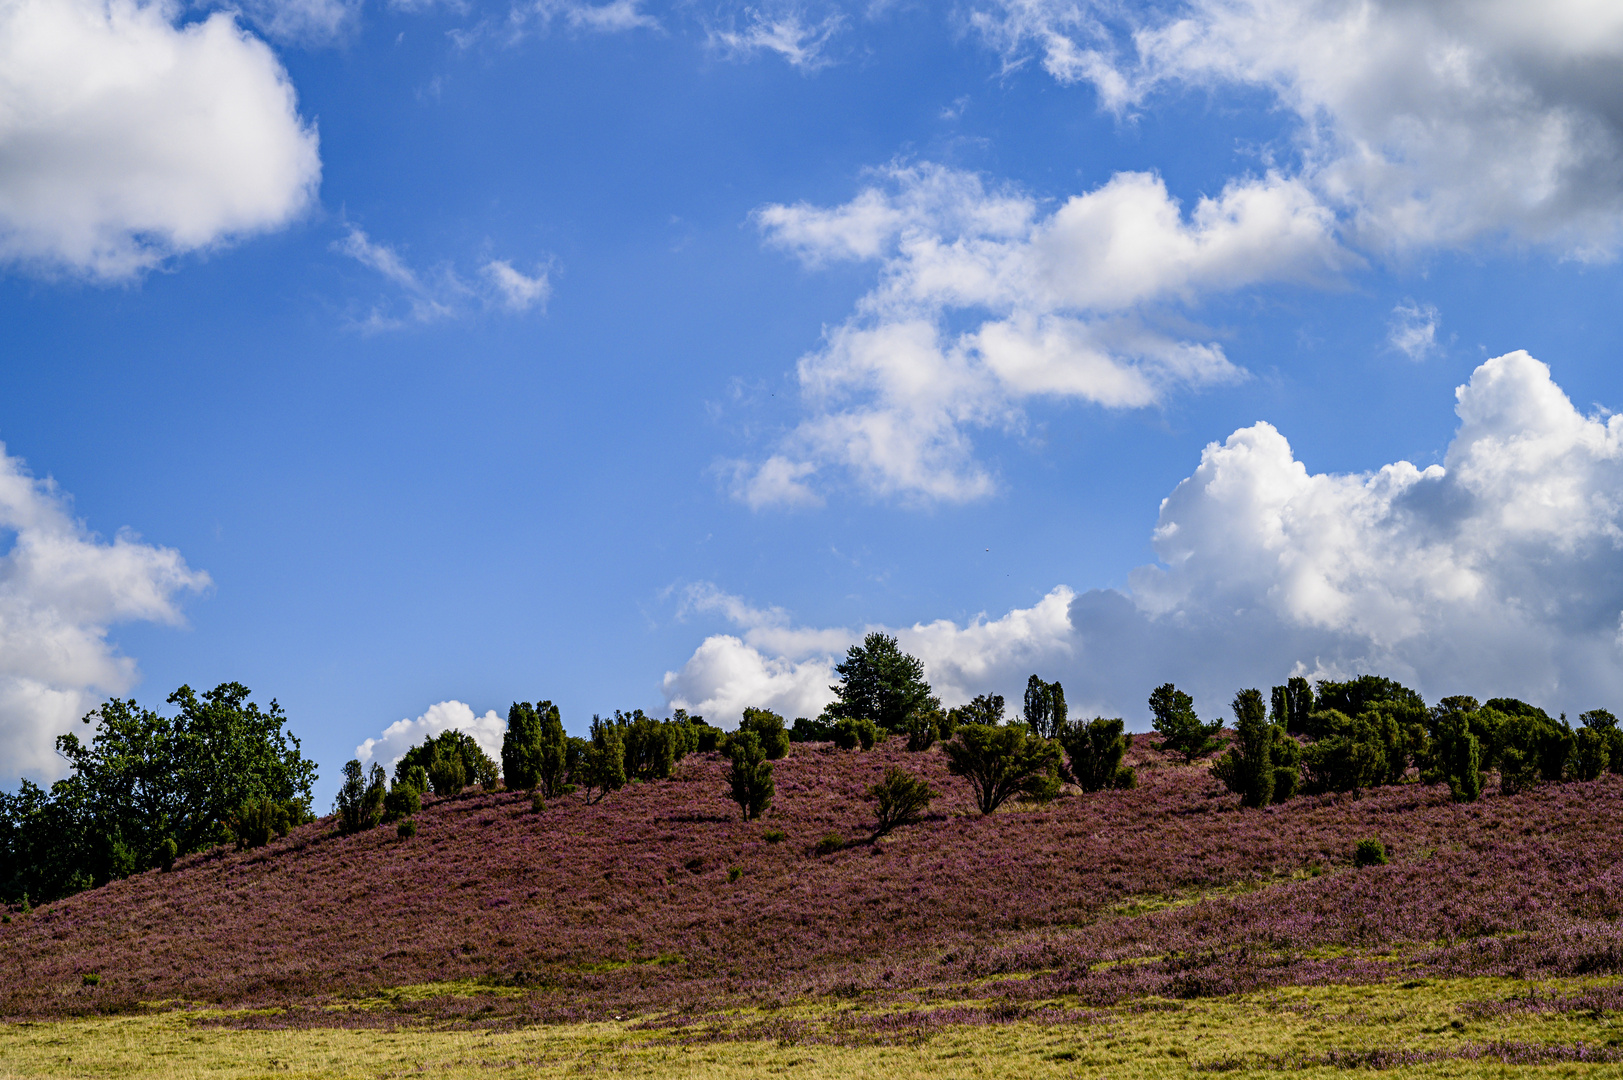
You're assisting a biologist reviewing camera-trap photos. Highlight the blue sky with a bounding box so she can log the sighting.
[5,0,1623,806]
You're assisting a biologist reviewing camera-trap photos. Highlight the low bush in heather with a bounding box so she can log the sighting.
[1354,837,1389,867]
[868,766,934,835]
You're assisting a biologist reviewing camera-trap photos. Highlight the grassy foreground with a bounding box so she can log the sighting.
[4,977,1623,1079]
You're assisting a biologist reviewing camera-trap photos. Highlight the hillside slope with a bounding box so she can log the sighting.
[4,739,1622,1022]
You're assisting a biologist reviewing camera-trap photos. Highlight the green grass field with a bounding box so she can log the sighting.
[4,976,1622,1078]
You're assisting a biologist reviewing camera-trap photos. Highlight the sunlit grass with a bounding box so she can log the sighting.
[4,976,1623,1078]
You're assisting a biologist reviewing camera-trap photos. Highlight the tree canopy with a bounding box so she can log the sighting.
[825,633,939,733]
[0,683,316,905]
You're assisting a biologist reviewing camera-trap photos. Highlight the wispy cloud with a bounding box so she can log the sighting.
[1388,299,1440,361]
[709,7,846,71]
[334,227,552,330]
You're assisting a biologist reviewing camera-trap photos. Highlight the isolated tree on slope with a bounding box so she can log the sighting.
[1149,683,1222,763]
[1023,676,1067,740]
[826,633,939,734]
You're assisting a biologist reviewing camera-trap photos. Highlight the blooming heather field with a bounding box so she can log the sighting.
[4,737,1623,1074]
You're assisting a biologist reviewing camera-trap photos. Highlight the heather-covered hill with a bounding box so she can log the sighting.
[5,737,1623,1023]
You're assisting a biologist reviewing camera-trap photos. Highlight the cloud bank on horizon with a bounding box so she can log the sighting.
[677,351,1623,726]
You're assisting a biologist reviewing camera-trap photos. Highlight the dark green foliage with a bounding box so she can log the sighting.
[1354,838,1389,867]
[1113,765,1138,790]
[577,717,627,804]
[1579,710,1623,776]
[868,766,935,835]
[1272,677,1315,736]
[335,760,387,835]
[825,632,940,734]
[950,693,1006,729]
[427,748,466,797]
[943,723,1062,815]
[382,775,421,823]
[1022,771,1062,804]
[738,707,790,760]
[501,701,544,791]
[1214,689,1275,808]
[396,818,416,840]
[1148,683,1222,763]
[617,710,678,780]
[396,730,498,797]
[763,828,785,844]
[1270,727,1301,802]
[82,973,100,987]
[814,832,844,855]
[1299,711,1386,794]
[1428,714,1483,802]
[0,682,316,905]
[1059,717,1130,793]
[529,792,546,814]
[502,700,569,796]
[228,796,294,850]
[725,731,774,821]
[1571,726,1611,781]
[904,707,946,751]
[789,715,837,743]
[1492,700,1572,788]
[1315,676,1425,726]
[832,716,879,751]
[1023,676,1067,740]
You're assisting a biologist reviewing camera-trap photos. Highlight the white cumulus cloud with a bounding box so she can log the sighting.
[740,162,1348,505]
[661,583,1077,727]
[0,0,321,279]
[972,0,1623,255]
[0,442,210,781]
[677,351,1623,728]
[355,700,505,773]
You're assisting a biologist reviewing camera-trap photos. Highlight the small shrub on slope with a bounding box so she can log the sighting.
[1061,716,1130,793]
[1354,838,1389,867]
[944,723,1060,815]
[868,766,935,836]
[1149,683,1222,763]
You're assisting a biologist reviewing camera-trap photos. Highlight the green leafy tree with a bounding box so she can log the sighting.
[616,709,677,780]
[868,767,935,835]
[0,682,316,905]
[903,706,946,751]
[1271,677,1315,736]
[576,716,626,804]
[738,707,791,760]
[1213,689,1275,807]
[395,730,497,796]
[1426,708,1483,803]
[726,731,775,821]
[502,701,555,791]
[943,724,1062,815]
[949,693,1006,730]
[335,760,387,835]
[832,716,880,750]
[1579,709,1623,776]
[1059,717,1131,793]
[826,632,940,734]
[1299,710,1385,794]
[1489,699,1572,788]
[789,715,837,743]
[1022,676,1067,740]
[1148,683,1222,763]
[1572,725,1611,782]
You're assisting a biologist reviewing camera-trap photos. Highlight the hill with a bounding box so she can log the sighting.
[3,735,1623,1037]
